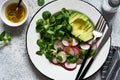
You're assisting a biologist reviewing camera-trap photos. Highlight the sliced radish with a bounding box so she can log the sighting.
[72,38,79,46]
[63,46,74,55]
[62,62,77,71]
[92,42,97,50]
[57,51,67,63]
[62,38,78,46]
[76,59,83,64]
[88,40,98,50]
[62,38,69,46]
[52,58,59,65]
[80,43,90,50]
[54,40,63,50]
[72,46,80,56]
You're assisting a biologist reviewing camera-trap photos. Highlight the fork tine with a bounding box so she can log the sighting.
[97,18,106,32]
[95,15,106,32]
[99,20,106,32]
[95,15,103,30]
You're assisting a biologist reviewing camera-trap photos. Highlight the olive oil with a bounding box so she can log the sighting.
[5,3,26,23]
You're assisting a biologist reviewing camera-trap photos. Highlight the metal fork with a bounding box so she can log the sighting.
[75,15,106,80]
[93,15,106,42]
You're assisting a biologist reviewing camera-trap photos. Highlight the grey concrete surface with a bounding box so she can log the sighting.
[0,0,120,80]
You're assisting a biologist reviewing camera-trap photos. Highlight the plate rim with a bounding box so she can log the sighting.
[26,0,111,79]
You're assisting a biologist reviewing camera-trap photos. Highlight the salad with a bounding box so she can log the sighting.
[35,8,97,71]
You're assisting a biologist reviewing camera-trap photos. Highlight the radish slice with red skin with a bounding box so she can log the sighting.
[54,40,63,50]
[52,58,59,65]
[62,39,69,46]
[62,62,77,71]
[62,38,78,46]
[63,46,74,55]
[88,40,98,50]
[92,42,97,50]
[57,51,67,63]
[80,43,90,50]
[72,46,80,56]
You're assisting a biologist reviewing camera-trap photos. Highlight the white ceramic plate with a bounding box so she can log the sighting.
[26,0,111,80]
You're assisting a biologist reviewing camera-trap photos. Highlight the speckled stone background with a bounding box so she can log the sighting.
[0,0,120,80]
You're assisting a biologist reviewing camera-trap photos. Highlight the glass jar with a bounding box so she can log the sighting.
[102,0,120,13]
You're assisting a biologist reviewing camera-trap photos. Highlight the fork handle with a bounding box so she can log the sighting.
[75,45,92,80]
[79,57,94,80]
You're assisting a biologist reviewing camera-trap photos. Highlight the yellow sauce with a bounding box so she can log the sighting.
[5,3,26,23]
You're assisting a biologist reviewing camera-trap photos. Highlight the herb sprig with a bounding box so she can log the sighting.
[0,31,12,45]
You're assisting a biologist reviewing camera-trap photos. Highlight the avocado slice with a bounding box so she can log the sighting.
[69,12,94,42]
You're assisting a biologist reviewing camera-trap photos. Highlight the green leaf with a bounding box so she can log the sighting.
[56,56,63,62]
[66,25,72,32]
[0,31,6,41]
[90,49,96,56]
[80,49,87,55]
[55,25,62,31]
[57,47,62,53]
[49,16,56,24]
[61,8,70,20]
[57,36,63,41]
[43,25,49,29]
[0,31,12,45]
[66,54,78,63]
[42,11,51,20]
[47,29,54,35]
[55,14,63,20]
[7,33,12,41]
[36,19,44,26]
[38,0,45,6]
[45,50,56,61]
[58,30,65,36]
[37,39,43,46]
[36,50,43,55]
[51,35,56,41]
[36,25,44,32]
